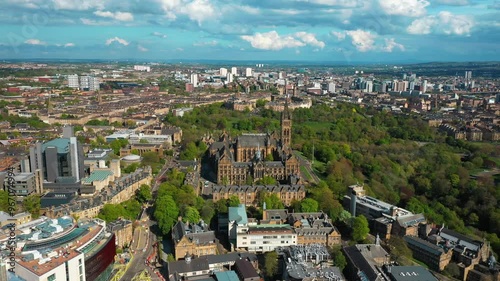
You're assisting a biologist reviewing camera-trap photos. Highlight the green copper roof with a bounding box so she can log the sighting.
[82,170,113,184]
[42,138,71,153]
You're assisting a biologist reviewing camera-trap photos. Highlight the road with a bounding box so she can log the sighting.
[293,151,320,184]
[121,209,163,281]
[119,158,175,281]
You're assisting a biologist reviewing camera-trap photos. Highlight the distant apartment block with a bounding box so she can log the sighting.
[134,65,151,72]
[79,75,100,91]
[67,74,79,88]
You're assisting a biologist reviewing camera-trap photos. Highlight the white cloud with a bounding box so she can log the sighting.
[193,40,218,46]
[80,18,112,25]
[242,31,304,50]
[382,38,405,52]
[241,31,325,50]
[138,45,148,52]
[158,0,219,25]
[331,31,346,40]
[94,10,134,21]
[345,29,376,52]
[181,0,216,25]
[298,0,361,7]
[152,32,167,38]
[379,0,429,17]
[52,0,105,10]
[407,11,474,35]
[64,42,75,47]
[335,29,405,52]
[433,0,469,5]
[294,32,325,48]
[238,5,260,15]
[25,39,47,45]
[105,37,129,46]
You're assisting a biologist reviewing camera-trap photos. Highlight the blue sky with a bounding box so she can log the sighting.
[0,0,498,62]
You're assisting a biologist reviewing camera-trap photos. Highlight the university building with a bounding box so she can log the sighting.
[208,102,300,185]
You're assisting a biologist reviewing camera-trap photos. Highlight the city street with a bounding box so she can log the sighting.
[119,159,175,281]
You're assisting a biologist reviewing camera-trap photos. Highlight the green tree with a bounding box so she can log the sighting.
[183,206,201,223]
[388,236,412,262]
[167,254,175,262]
[339,210,352,224]
[264,251,278,279]
[154,195,179,235]
[444,263,461,278]
[228,195,240,207]
[135,184,152,204]
[215,199,228,214]
[123,163,139,174]
[352,215,370,242]
[98,204,126,222]
[142,151,160,165]
[264,193,284,209]
[110,139,128,155]
[300,198,319,212]
[256,176,277,185]
[256,99,268,108]
[200,203,215,223]
[330,246,347,270]
[23,195,40,218]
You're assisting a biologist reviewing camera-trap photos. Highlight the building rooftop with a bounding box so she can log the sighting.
[235,259,259,279]
[168,256,209,275]
[387,266,438,281]
[214,271,239,281]
[42,138,71,154]
[228,204,248,225]
[82,170,113,184]
[404,236,445,256]
[15,219,106,277]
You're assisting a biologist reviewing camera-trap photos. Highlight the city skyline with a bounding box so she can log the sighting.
[0,0,498,62]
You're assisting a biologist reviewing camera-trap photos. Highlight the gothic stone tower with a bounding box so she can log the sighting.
[281,99,292,148]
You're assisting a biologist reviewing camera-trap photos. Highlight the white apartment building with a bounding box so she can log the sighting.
[237,224,297,253]
[79,76,100,91]
[231,67,238,76]
[190,73,198,87]
[245,68,253,77]
[220,68,228,76]
[226,73,233,83]
[67,74,79,88]
[134,65,151,72]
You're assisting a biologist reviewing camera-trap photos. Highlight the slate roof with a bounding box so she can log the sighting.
[235,259,259,279]
[388,266,438,281]
[343,245,379,281]
[167,257,209,275]
[404,236,445,256]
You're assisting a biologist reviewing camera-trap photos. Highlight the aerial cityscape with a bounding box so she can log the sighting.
[0,1,499,281]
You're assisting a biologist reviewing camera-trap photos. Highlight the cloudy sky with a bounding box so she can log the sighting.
[0,0,498,62]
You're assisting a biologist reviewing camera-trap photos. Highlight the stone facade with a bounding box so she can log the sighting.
[209,103,300,185]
